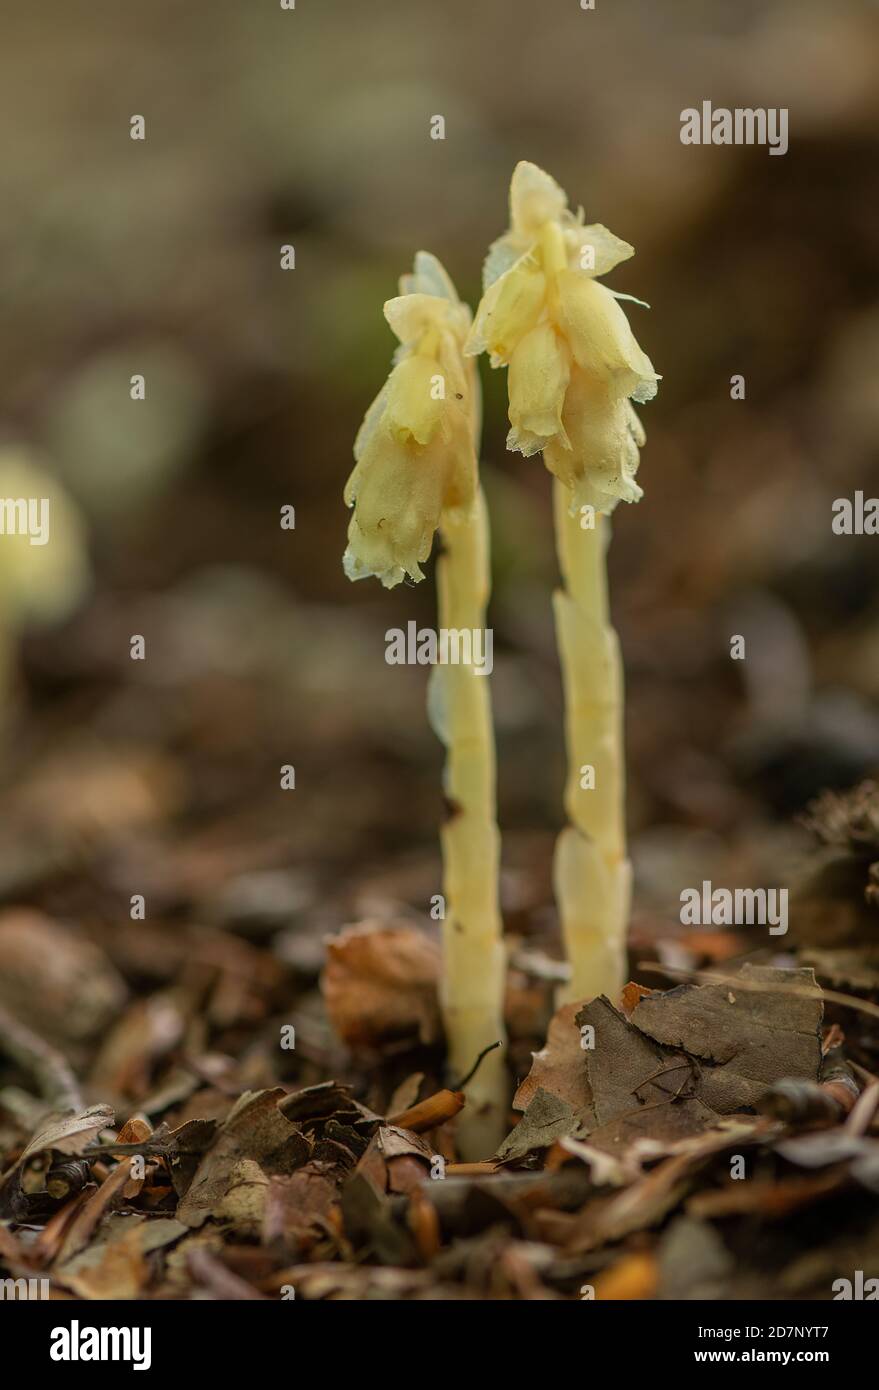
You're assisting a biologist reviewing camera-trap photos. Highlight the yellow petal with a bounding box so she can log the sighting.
[343,433,441,588]
[566,223,635,277]
[556,271,657,401]
[507,324,570,456]
[383,354,444,447]
[625,400,646,448]
[466,254,546,365]
[543,369,643,515]
[435,329,473,416]
[509,161,568,239]
[384,290,470,356]
[344,403,477,588]
[399,251,460,303]
[481,232,527,291]
[352,381,391,465]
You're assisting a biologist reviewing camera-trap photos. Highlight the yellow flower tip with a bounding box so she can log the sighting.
[510,160,569,238]
[400,250,459,301]
[342,533,420,590]
[384,292,471,360]
[344,255,479,588]
[487,162,639,285]
[469,163,658,510]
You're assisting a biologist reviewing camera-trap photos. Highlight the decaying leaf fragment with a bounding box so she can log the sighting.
[53,1216,187,1301]
[575,995,718,1151]
[176,1089,310,1228]
[321,920,442,1050]
[497,1088,584,1164]
[263,1163,341,1257]
[513,1000,592,1114]
[629,964,823,1113]
[508,964,827,1162]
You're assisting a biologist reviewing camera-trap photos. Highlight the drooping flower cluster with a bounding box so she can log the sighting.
[343,254,479,588]
[465,161,658,514]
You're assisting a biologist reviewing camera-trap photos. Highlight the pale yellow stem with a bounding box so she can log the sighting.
[552,479,630,1004]
[428,486,507,1157]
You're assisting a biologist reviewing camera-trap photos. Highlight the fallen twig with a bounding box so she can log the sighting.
[387,1088,465,1132]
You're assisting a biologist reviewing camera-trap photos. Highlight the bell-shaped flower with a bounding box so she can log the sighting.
[466,162,658,514]
[344,254,479,588]
[544,379,645,514]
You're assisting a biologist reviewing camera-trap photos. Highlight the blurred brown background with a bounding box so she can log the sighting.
[1,0,878,955]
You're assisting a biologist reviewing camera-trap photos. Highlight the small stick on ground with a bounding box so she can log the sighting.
[55,1157,135,1264]
[444,1161,501,1177]
[387,1089,465,1132]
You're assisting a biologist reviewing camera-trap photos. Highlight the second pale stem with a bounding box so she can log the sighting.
[429,486,507,1158]
[552,479,630,1003]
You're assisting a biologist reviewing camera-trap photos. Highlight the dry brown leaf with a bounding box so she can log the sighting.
[321,920,442,1049]
[513,1001,590,1113]
[176,1089,310,1228]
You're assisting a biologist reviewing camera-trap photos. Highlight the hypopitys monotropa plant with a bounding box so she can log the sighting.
[466,162,659,1004]
[344,253,507,1156]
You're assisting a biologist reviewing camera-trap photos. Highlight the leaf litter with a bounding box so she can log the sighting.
[4,780,879,1299]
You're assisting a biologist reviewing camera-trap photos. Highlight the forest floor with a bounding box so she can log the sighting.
[2,692,878,1301]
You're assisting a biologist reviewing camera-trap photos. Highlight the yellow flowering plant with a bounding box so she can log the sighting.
[466,160,657,514]
[467,161,659,1004]
[344,254,508,1157]
[344,255,477,589]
